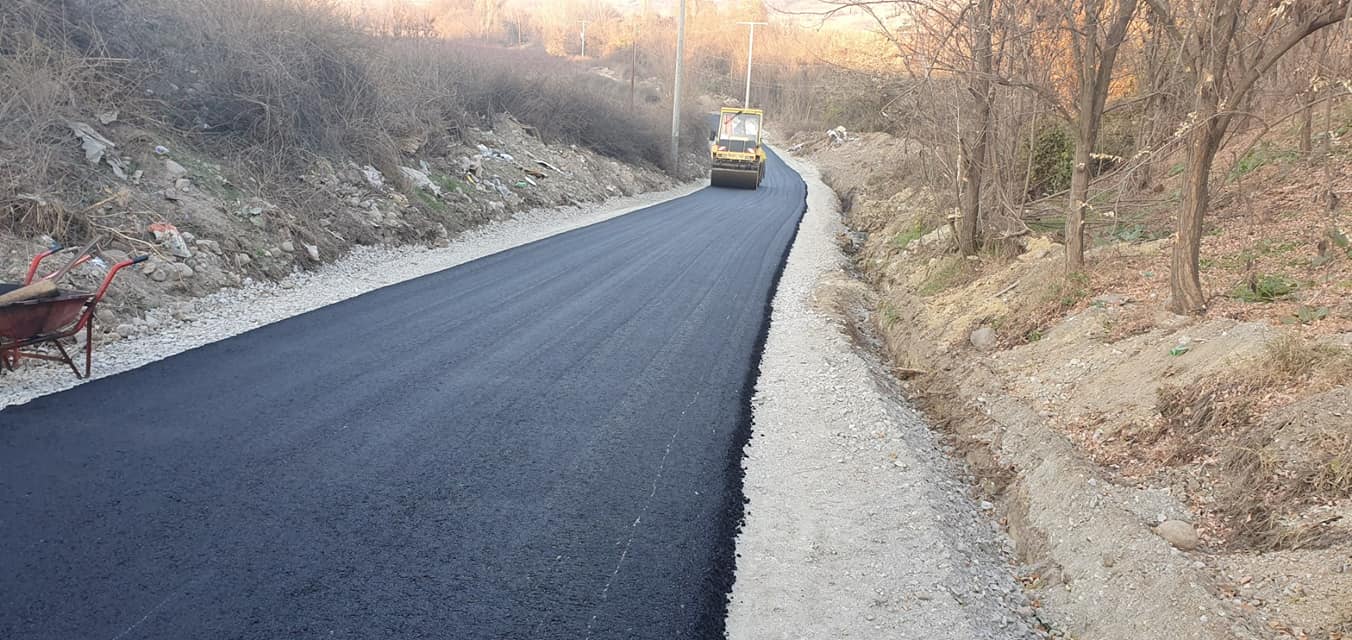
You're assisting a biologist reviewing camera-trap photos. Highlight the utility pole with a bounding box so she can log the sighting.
[629,20,638,112]
[670,0,686,171]
[737,21,767,108]
[578,20,589,57]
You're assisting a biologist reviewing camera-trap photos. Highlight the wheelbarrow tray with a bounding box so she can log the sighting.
[0,285,94,342]
[1,252,143,379]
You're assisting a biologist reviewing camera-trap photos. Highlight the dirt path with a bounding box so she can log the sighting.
[726,155,1042,639]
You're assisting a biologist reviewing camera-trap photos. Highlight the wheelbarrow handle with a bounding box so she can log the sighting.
[25,245,98,285]
[24,247,62,285]
[92,255,149,301]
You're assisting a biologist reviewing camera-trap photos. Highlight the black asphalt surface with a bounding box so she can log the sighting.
[1,152,807,639]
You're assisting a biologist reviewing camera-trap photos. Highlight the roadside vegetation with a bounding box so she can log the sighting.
[0,0,703,239]
[783,0,1352,636]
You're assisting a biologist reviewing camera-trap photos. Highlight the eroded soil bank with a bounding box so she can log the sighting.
[789,130,1352,640]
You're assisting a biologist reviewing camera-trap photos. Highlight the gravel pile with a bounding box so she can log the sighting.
[0,182,701,411]
[726,154,1043,639]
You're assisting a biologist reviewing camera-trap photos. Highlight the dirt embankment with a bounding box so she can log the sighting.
[1,115,675,344]
[2,0,704,354]
[793,128,1352,640]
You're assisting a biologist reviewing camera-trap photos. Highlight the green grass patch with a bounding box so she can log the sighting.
[891,222,926,250]
[918,255,973,296]
[1056,271,1092,307]
[1230,142,1301,181]
[1255,238,1299,255]
[879,300,901,328]
[414,189,447,212]
[432,174,467,193]
[1232,274,1298,303]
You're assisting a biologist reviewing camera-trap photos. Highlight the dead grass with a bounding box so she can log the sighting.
[1099,304,1156,342]
[996,266,1091,344]
[1147,334,1352,550]
[1,0,692,239]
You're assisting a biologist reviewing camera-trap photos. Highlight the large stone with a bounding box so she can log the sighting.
[1155,519,1199,551]
[361,165,385,189]
[164,158,188,178]
[168,238,191,259]
[970,326,999,351]
[399,167,442,196]
[195,239,223,255]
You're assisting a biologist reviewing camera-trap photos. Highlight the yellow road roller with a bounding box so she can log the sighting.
[709,107,766,189]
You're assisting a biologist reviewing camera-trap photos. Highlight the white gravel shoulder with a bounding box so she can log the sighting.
[726,154,1042,639]
[0,182,702,411]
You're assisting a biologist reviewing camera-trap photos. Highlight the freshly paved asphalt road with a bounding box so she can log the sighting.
[1,152,806,639]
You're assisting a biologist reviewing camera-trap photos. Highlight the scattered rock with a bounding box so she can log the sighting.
[400,167,442,196]
[457,156,482,176]
[304,244,320,262]
[361,165,385,189]
[1093,293,1131,307]
[234,253,252,267]
[917,225,953,248]
[1155,520,1199,551]
[280,241,295,253]
[195,239,223,255]
[149,223,192,259]
[164,159,188,179]
[970,327,998,351]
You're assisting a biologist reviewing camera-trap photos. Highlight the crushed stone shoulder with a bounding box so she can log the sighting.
[726,154,1041,639]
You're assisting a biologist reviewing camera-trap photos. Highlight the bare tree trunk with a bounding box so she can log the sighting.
[1170,118,1222,314]
[958,0,994,256]
[1065,0,1135,272]
[1067,132,1093,270]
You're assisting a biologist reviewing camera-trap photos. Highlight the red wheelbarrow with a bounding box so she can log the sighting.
[0,247,146,379]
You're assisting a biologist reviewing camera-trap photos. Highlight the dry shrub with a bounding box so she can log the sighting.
[1099,304,1156,343]
[996,266,1090,345]
[1152,334,1352,550]
[448,44,697,168]
[0,1,135,236]
[2,0,688,237]
[1264,333,1352,382]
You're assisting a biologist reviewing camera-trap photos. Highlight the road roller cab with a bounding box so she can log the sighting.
[709,108,766,189]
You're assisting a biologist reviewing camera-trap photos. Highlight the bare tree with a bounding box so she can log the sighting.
[1063,0,1138,271]
[1144,0,1351,313]
[957,0,995,256]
